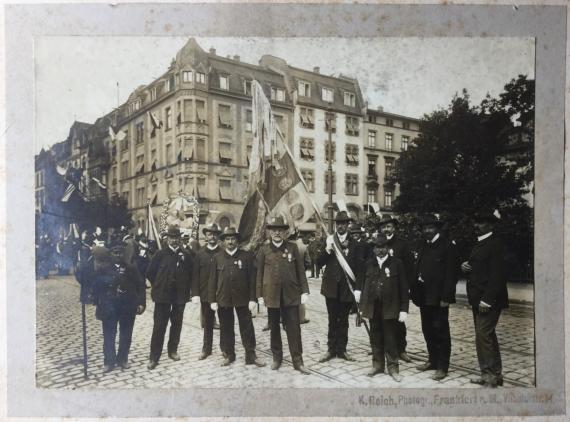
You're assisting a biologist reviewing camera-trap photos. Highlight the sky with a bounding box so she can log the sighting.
[34,36,534,153]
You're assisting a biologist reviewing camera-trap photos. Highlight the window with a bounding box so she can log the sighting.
[401,135,409,151]
[166,144,172,165]
[196,100,206,123]
[368,130,376,147]
[165,107,172,130]
[197,177,206,199]
[403,121,410,130]
[182,71,193,83]
[325,142,336,163]
[130,100,141,113]
[112,167,117,184]
[219,142,232,164]
[345,144,359,165]
[196,72,206,84]
[367,188,376,204]
[368,114,376,123]
[299,138,314,160]
[196,138,206,161]
[245,110,252,132]
[299,107,314,129]
[345,174,358,195]
[325,112,336,133]
[345,116,359,136]
[135,155,145,175]
[386,118,394,127]
[271,87,285,102]
[301,169,315,192]
[150,149,157,170]
[322,87,334,103]
[246,145,252,166]
[368,157,377,175]
[218,104,232,128]
[136,187,146,207]
[244,80,252,96]
[274,115,284,137]
[219,75,229,91]
[344,92,356,107]
[298,81,311,97]
[385,133,393,151]
[384,191,393,208]
[121,161,129,178]
[135,121,144,144]
[164,78,170,92]
[219,179,232,201]
[166,180,172,196]
[169,74,175,91]
[324,173,336,194]
[385,158,394,177]
[183,99,192,122]
[121,191,129,206]
[150,87,157,101]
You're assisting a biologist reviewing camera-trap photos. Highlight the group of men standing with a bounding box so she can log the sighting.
[73,207,508,388]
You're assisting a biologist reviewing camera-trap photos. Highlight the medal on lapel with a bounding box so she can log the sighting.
[234,259,243,269]
[385,267,390,277]
[389,248,394,257]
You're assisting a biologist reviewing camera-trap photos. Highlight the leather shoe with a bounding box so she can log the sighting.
[247,358,266,367]
[103,364,114,373]
[337,352,355,361]
[168,352,181,361]
[300,319,310,324]
[213,322,220,330]
[432,369,448,380]
[390,372,403,382]
[367,368,384,377]
[221,356,235,366]
[295,365,310,375]
[118,361,130,370]
[198,351,211,360]
[399,352,412,362]
[319,351,336,363]
[271,360,281,370]
[416,362,435,371]
[147,360,158,370]
[262,325,270,332]
[470,377,503,387]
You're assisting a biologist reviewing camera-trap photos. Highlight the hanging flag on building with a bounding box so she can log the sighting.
[91,177,107,190]
[148,111,163,129]
[61,183,76,202]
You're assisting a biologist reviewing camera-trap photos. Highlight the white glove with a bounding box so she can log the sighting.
[210,302,218,311]
[325,234,335,254]
[398,312,408,323]
[258,297,264,307]
[191,296,200,305]
[353,290,361,303]
[248,301,257,311]
[301,293,309,305]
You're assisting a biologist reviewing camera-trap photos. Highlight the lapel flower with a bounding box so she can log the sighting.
[287,253,292,262]
[283,248,289,259]
[385,267,390,277]
[389,248,394,257]
[234,259,243,269]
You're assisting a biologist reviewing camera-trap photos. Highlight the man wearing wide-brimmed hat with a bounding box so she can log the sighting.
[377,214,414,363]
[462,209,507,388]
[317,210,359,363]
[209,227,265,368]
[145,225,194,370]
[190,223,223,360]
[256,215,310,375]
[412,214,459,381]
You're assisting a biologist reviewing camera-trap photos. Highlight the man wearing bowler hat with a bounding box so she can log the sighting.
[209,227,265,367]
[462,210,507,388]
[146,225,193,369]
[191,223,223,360]
[317,210,359,362]
[412,214,459,381]
[357,235,409,382]
[256,216,310,374]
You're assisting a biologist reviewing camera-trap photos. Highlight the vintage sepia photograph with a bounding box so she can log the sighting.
[34,35,536,391]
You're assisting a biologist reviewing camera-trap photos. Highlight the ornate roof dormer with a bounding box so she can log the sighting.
[175,37,208,69]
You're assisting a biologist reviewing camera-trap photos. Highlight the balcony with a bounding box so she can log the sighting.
[384,173,397,188]
[366,172,379,189]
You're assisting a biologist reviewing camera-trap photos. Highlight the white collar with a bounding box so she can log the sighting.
[386,234,394,240]
[376,255,389,267]
[337,233,348,242]
[272,240,284,248]
[478,231,493,242]
[226,248,238,256]
[168,245,180,253]
[430,233,440,244]
[207,244,219,251]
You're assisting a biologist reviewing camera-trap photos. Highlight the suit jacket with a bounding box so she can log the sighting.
[385,235,414,284]
[359,255,409,320]
[208,249,255,307]
[146,247,193,304]
[317,234,358,302]
[411,235,459,307]
[192,246,221,302]
[466,234,508,309]
[256,241,309,308]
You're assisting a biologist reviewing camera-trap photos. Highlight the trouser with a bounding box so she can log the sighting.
[369,299,399,374]
[325,298,352,354]
[268,305,304,368]
[149,303,186,362]
[200,301,216,354]
[472,306,503,384]
[218,305,257,361]
[299,303,307,322]
[102,311,136,366]
[396,321,407,353]
[420,305,451,371]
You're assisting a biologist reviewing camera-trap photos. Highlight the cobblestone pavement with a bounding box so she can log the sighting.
[36,275,535,389]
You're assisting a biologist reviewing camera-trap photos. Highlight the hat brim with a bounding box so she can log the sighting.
[334,218,353,223]
[266,224,289,230]
[202,228,222,235]
[378,218,398,226]
[219,233,241,241]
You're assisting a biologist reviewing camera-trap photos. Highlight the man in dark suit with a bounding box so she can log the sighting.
[317,211,358,362]
[145,225,193,369]
[191,223,222,360]
[92,244,146,372]
[462,210,507,388]
[256,216,310,375]
[378,215,414,363]
[357,235,409,382]
[209,227,265,367]
[411,214,459,381]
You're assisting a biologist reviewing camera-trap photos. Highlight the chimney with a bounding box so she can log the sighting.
[377,106,384,112]
[209,47,216,55]
[313,66,320,74]
[233,55,240,62]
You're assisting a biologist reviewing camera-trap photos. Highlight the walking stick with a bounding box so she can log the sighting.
[81,302,88,379]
